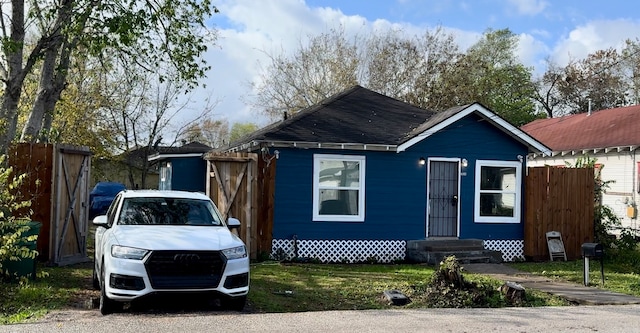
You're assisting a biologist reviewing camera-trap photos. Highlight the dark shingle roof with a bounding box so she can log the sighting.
[521,105,640,151]
[229,85,436,147]
[156,142,211,154]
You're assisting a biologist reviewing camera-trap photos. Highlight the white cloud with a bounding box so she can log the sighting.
[507,0,548,16]
[195,0,617,128]
[551,19,640,65]
[517,33,550,74]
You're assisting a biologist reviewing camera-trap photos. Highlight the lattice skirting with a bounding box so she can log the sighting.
[271,239,407,263]
[271,239,524,263]
[484,240,524,262]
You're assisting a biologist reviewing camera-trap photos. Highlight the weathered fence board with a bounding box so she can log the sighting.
[524,166,594,260]
[205,152,264,259]
[8,143,90,265]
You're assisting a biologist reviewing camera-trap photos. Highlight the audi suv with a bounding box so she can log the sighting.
[92,190,249,315]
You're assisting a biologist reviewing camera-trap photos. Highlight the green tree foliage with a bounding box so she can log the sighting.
[535,39,640,117]
[251,27,538,126]
[229,122,259,143]
[443,29,540,126]
[0,0,218,154]
[0,155,37,279]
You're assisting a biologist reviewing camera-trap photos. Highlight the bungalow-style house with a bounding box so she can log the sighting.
[148,142,212,192]
[222,86,550,263]
[522,105,640,234]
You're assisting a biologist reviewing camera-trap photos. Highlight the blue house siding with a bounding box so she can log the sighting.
[270,113,530,262]
[168,157,207,192]
[272,148,427,241]
[406,113,529,241]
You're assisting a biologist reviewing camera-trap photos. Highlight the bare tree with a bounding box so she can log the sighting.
[533,58,568,118]
[250,27,361,120]
[103,61,216,188]
[0,0,217,154]
[180,118,230,148]
[250,27,539,126]
[364,27,462,111]
[620,39,640,106]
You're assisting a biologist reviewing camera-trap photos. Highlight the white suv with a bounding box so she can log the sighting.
[92,190,249,315]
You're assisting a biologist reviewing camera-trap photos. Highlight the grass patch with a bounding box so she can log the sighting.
[2,260,569,323]
[509,251,640,297]
[248,262,569,312]
[0,262,97,324]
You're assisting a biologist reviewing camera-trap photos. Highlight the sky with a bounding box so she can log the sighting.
[186,0,640,129]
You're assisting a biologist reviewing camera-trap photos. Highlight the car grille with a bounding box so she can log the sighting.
[145,251,226,289]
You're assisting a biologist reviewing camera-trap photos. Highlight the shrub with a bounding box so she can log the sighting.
[0,155,37,279]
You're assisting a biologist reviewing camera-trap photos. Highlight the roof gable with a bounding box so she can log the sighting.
[225,86,549,155]
[398,103,550,154]
[521,105,640,152]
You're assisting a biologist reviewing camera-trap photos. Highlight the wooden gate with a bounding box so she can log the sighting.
[8,143,91,265]
[524,166,594,260]
[204,152,274,260]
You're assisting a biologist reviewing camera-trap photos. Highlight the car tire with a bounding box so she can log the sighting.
[92,253,100,290]
[225,295,247,311]
[99,263,120,315]
[92,264,100,290]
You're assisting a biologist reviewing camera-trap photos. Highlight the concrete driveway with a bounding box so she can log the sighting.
[3,305,640,333]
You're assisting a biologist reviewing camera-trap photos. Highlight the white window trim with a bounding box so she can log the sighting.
[474,160,522,223]
[313,154,366,222]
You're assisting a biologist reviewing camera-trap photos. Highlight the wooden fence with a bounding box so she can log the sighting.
[524,166,595,261]
[204,151,275,260]
[8,143,91,265]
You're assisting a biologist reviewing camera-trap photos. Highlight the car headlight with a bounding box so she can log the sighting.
[111,245,149,260]
[222,246,247,260]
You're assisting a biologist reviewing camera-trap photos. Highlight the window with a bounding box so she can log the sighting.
[313,154,365,222]
[118,198,223,226]
[474,160,522,223]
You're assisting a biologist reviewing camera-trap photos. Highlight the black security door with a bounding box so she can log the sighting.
[428,160,459,237]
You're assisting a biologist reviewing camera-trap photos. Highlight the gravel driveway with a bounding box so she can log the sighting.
[3,305,640,333]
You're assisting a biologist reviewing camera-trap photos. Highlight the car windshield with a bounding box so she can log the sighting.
[118,197,223,226]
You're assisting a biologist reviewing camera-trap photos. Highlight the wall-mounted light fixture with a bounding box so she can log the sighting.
[261,147,280,166]
[419,157,426,166]
[517,155,524,163]
[461,158,468,167]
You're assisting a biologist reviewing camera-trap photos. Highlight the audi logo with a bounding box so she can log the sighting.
[173,253,201,265]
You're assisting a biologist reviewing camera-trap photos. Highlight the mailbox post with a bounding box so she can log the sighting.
[581,243,604,286]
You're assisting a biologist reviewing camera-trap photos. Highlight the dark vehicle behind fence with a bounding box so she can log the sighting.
[89,182,126,219]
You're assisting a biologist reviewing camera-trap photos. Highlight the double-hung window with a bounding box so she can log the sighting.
[313,154,365,222]
[474,160,521,223]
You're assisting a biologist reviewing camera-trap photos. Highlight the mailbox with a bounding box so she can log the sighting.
[582,243,604,258]
[581,243,605,286]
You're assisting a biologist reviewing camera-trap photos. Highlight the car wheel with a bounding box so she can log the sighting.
[225,295,247,311]
[92,263,100,290]
[91,254,100,290]
[99,263,120,315]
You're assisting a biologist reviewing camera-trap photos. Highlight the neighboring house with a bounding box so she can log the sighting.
[521,105,640,234]
[220,85,550,262]
[148,142,212,192]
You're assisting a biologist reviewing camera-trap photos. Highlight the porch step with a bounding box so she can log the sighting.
[405,239,503,265]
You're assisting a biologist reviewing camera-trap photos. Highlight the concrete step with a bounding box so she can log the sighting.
[405,239,503,265]
[407,239,485,252]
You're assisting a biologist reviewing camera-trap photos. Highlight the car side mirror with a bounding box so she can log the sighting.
[227,217,241,230]
[93,215,109,227]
